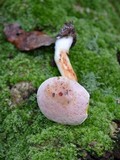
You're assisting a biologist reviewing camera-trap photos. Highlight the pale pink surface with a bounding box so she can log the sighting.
[37,76,90,125]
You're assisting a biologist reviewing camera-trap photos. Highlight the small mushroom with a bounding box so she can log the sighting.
[37,22,90,125]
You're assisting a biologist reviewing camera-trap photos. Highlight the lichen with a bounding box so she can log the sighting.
[0,0,120,159]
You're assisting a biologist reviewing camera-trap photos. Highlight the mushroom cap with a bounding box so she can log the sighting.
[37,76,90,125]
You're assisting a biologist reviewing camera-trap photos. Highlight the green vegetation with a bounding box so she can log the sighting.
[0,0,120,159]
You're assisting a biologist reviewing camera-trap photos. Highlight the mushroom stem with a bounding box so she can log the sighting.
[55,38,77,81]
[54,22,77,81]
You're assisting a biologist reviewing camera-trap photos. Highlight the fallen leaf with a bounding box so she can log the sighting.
[4,23,55,51]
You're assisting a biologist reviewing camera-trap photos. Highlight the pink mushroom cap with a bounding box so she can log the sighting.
[37,76,90,125]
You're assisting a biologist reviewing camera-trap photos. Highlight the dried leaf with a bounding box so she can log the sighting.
[4,23,55,51]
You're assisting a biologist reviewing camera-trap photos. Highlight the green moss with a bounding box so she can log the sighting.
[0,0,120,159]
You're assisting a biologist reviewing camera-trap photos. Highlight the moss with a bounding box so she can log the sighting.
[0,0,120,159]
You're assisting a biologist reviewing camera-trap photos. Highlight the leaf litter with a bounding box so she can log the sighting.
[4,23,55,51]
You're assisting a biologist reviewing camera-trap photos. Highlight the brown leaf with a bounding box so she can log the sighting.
[4,23,55,51]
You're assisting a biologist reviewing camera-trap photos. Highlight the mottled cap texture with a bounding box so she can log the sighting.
[56,22,76,46]
[37,76,90,125]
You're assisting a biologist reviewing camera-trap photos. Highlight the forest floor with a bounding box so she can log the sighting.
[0,0,120,159]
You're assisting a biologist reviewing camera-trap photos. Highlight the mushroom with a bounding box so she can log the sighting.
[37,22,90,125]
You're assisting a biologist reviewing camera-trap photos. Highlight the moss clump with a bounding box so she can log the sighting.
[0,0,120,159]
